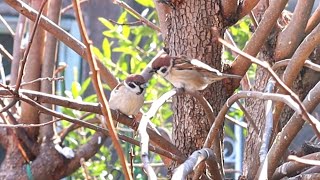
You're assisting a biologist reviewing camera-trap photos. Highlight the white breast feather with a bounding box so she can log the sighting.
[109,85,144,116]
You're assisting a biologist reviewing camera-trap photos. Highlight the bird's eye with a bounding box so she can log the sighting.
[161,67,167,73]
[128,82,136,88]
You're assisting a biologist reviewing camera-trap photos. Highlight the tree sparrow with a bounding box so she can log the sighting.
[109,74,146,117]
[150,55,241,91]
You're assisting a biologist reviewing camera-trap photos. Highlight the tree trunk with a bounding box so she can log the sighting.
[164,0,228,177]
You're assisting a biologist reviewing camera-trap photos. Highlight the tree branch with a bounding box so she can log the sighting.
[256,81,320,178]
[273,21,320,128]
[71,0,132,178]
[0,44,13,62]
[172,148,221,180]
[305,3,320,34]
[4,0,118,88]
[274,0,315,60]
[113,0,161,32]
[259,80,275,163]
[230,0,288,89]
[39,0,62,141]
[273,152,320,179]
[272,59,320,72]
[238,0,260,20]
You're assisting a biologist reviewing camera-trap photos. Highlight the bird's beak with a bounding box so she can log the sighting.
[140,84,147,88]
[149,69,156,73]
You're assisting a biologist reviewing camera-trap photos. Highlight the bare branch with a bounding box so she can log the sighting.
[0,14,15,36]
[305,3,320,34]
[249,11,258,29]
[4,0,119,88]
[238,0,260,19]
[61,0,88,14]
[39,0,62,141]
[71,0,132,179]
[275,0,315,60]
[230,0,288,89]
[288,155,320,166]
[236,100,259,134]
[172,148,221,180]
[0,119,60,128]
[273,152,320,179]
[80,158,92,180]
[274,21,320,126]
[272,59,320,72]
[225,115,247,128]
[0,44,13,62]
[221,0,238,20]
[219,37,320,138]
[113,0,161,32]
[256,81,320,178]
[138,115,157,179]
[259,80,275,163]
[20,77,64,87]
[14,0,47,92]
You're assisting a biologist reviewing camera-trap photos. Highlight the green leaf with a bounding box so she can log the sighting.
[98,17,115,30]
[117,11,127,24]
[79,78,91,96]
[122,25,130,38]
[92,46,104,59]
[135,0,155,8]
[102,38,111,60]
[71,81,81,98]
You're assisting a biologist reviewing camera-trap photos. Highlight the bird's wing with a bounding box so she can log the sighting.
[173,57,222,75]
[113,83,124,92]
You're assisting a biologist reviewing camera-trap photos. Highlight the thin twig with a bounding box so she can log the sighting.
[225,115,247,129]
[129,146,134,178]
[272,59,320,72]
[14,0,47,93]
[80,158,92,180]
[113,0,161,32]
[236,100,259,134]
[0,55,6,84]
[218,37,320,138]
[0,44,13,62]
[288,155,320,166]
[249,11,258,29]
[0,88,185,159]
[59,113,96,142]
[259,79,275,163]
[0,14,15,36]
[108,19,143,26]
[72,1,132,179]
[61,0,88,14]
[201,90,320,178]
[0,119,60,128]
[20,76,64,87]
[273,152,320,179]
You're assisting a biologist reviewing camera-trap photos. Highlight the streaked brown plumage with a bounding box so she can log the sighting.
[150,55,241,91]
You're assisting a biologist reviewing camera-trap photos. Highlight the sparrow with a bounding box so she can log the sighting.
[109,74,146,119]
[150,55,241,91]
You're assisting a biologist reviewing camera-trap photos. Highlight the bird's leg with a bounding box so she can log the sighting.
[131,112,143,131]
[112,109,122,128]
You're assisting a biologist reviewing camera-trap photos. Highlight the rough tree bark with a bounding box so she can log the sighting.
[159,0,234,177]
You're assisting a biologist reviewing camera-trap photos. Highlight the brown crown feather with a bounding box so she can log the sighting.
[151,54,172,69]
[125,74,146,85]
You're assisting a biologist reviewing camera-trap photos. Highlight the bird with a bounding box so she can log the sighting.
[150,55,242,91]
[109,74,146,123]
